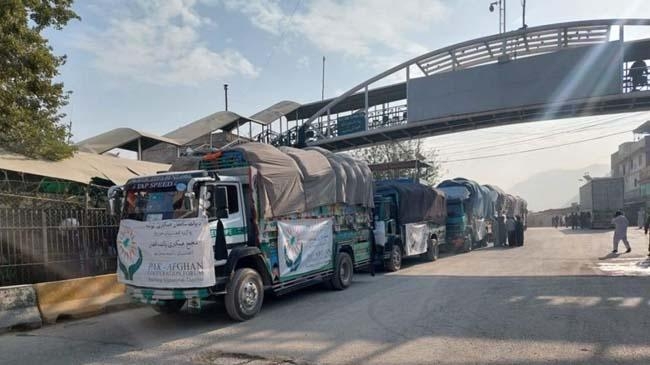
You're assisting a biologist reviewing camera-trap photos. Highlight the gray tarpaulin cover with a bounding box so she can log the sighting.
[237,143,373,217]
[375,180,447,225]
[306,147,347,203]
[484,184,506,215]
[167,143,373,217]
[279,146,336,210]
[505,194,528,217]
[438,178,492,218]
[305,147,374,208]
[233,143,305,218]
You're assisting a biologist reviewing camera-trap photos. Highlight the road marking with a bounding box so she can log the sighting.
[595,257,650,276]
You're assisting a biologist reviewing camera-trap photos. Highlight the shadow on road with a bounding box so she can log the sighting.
[14,271,649,365]
[558,228,612,235]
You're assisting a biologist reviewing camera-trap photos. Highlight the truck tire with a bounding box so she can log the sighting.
[385,244,402,272]
[153,299,185,314]
[424,238,439,261]
[225,268,264,321]
[330,252,353,290]
[462,233,472,253]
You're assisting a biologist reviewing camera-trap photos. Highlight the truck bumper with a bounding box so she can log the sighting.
[127,280,227,305]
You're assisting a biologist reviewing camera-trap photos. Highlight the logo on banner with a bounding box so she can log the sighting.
[283,231,304,272]
[117,228,143,280]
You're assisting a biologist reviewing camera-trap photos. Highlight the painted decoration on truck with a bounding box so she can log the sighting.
[116,218,216,288]
[277,218,333,280]
[404,223,429,256]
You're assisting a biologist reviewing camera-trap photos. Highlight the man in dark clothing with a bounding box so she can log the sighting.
[515,216,525,246]
[497,215,507,247]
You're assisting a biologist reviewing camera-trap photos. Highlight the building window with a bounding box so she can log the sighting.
[635,178,638,187]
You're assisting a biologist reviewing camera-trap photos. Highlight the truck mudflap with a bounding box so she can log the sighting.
[127,286,216,305]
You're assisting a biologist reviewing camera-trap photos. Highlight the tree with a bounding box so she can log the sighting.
[0,0,79,160]
[353,139,442,186]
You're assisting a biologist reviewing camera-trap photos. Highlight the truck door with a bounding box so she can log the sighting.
[208,183,248,246]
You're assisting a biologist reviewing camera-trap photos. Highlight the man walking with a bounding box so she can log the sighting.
[611,211,631,254]
[506,216,516,247]
[515,216,525,246]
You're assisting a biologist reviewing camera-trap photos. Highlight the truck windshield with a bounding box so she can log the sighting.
[123,189,198,221]
[447,203,463,218]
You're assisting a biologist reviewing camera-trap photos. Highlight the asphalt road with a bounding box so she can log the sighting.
[3,228,650,365]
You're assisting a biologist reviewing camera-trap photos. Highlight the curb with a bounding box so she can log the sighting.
[33,274,127,324]
[0,285,42,333]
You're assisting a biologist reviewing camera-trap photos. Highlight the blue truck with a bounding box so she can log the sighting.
[437,178,492,252]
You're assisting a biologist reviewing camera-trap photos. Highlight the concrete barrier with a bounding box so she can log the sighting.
[0,285,42,332]
[33,274,129,324]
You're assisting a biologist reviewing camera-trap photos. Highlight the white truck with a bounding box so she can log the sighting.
[109,143,374,321]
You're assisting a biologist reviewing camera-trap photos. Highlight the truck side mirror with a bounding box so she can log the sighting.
[108,199,116,216]
[184,192,196,211]
[215,186,229,219]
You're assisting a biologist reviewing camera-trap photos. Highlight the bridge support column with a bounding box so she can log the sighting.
[364,86,369,131]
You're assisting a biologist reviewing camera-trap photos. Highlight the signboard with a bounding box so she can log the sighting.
[404,223,428,256]
[337,113,366,136]
[125,172,205,191]
[116,218,215,288]
[277,218,333,279]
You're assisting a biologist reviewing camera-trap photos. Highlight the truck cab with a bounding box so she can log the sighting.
[445,199,471,252]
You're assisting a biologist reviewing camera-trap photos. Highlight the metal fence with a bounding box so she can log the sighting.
[0,208,118,286]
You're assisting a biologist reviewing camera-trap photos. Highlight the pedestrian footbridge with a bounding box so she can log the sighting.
[261,19,650,151]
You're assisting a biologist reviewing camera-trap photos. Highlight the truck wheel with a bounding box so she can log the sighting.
[225,268,264,321]
[153,299,185,314]
[330,252,353,290]
[425,238,439,261]
[385,245,402,272]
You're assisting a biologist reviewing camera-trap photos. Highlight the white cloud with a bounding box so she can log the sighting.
[223,0,286,36]
[76,0,258,86]
[297,55,310,69]
[230,0,448,60]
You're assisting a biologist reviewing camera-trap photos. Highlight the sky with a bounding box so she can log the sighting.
[44,0,650,201]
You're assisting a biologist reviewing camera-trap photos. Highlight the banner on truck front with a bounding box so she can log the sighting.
[404,223,429,256]
[277,218,333,279]
[116,218,216,288]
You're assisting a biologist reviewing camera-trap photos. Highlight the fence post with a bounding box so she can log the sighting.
[41,210,49,267]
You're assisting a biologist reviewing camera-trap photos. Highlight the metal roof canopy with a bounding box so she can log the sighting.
[76,128,180,155]
[0,148,170,185]
[250,100,301,124]
[164,111,265,145]
[368,160,432,171]
[286,83,406,121]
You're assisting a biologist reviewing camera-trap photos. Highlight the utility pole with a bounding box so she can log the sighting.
[224,84,229,111]
[489,0,506,34]
[321,56,326,101]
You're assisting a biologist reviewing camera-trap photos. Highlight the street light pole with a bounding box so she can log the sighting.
[224,84,229,111]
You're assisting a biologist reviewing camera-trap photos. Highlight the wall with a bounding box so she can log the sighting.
[407,42,623,123]
[611,136,649,200]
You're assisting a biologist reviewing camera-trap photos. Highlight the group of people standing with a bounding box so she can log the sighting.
[551,212,592,230]
[494,215,524,247]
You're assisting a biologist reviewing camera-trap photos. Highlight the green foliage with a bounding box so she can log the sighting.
[0,0,79,160]
[353,139,442,186]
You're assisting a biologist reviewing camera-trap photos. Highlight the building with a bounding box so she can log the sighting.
[610,122,650,223]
